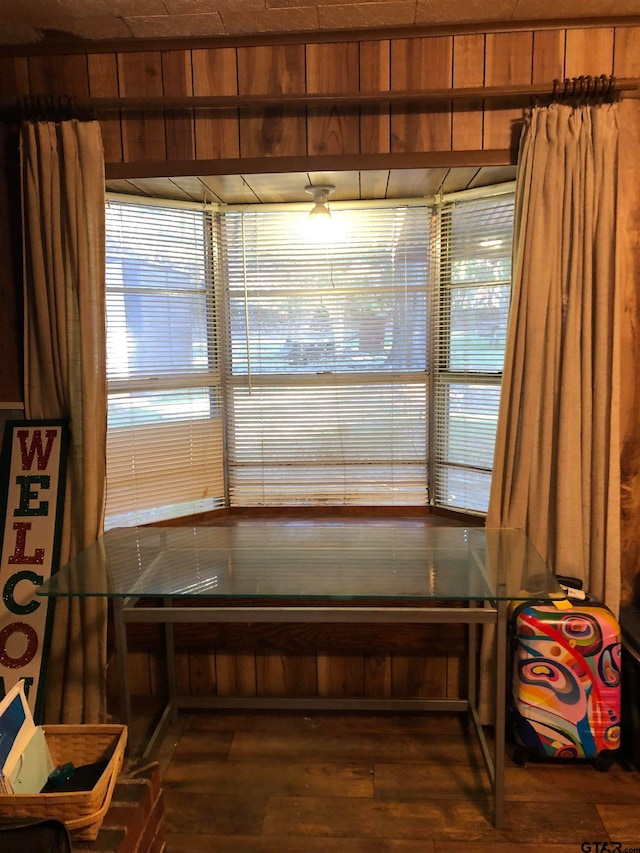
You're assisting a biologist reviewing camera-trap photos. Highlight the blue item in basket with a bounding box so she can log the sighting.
[46,763,75,788]
[40,760,109,794]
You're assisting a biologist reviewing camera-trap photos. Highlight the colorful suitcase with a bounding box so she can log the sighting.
[511,595,622,769]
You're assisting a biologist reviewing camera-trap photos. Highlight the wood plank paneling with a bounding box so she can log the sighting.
[132,175,196,201]
[129,651,154,696]
[216,651,258,697]
[108,595,468,700]
[256,651,318,697]
[452,34,485,151]
[447,653,463,698]
[120,620,466,655]
[614,25,640,76]
[175,651,191,695]
[161,50,195,162]
[307,168,360,198]
[467,164,516,189]
[386,167,447,198]
[364,653,392,697]
[199,173,256,203]
[244,170,309,202]
[27,53,89,97]
[6,23,622,177]
[87,53,123,164]
[619,98,640,607]
[237,44,307,159]
[0,56,29,97]
[439,166,480,195]
[306,42,360,156]
[191,47,239,160]
[150,650,168,696]
[532,29,566,84]
[117,51,166,162]
[359,168,392,199]
[391,655,448,698]
[116,647,465,701]
[565,27,615,77]
[0,122,22,404]
[188,652,217,695]
[484,31,533,151]
[317,653,365,696]
[359,40,391,156]
[390,36,453,153]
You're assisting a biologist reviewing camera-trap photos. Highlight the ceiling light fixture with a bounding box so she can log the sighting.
[305,184,335,219]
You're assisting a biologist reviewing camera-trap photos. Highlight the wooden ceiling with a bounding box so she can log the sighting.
[105,164,518,204]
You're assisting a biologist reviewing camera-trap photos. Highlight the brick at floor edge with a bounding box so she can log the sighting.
[73,762,164,853]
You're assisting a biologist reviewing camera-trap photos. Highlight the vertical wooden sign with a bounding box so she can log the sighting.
[0,420,68,722]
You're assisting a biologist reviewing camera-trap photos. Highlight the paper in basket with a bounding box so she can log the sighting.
[0,680,54,793]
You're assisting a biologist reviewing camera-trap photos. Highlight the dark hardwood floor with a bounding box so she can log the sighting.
[137,707,640,853]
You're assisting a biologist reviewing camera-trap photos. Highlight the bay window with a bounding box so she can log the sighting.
[104,187,514,528]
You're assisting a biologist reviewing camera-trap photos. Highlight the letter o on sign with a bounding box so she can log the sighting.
[0,622,39,669]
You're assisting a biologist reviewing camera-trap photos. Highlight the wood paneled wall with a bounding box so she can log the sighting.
[0,122,22,404]
[619,97,640,608]
[0,23,638,172]
[105,606,469,701]
[1,20,639,702]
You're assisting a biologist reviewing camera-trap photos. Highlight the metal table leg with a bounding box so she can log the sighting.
[137,597,179,761]
[163,595,178,726]
[113,597,132,737]
[493,599,508,828]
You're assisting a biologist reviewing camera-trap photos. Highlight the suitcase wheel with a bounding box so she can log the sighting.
[593,750,615,772]
[511,745,529,766]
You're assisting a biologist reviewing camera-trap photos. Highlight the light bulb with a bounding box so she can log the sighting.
[309,201,331,219]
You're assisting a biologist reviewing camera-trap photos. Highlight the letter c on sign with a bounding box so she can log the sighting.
[0,622,39,669]
[3,570,43,616]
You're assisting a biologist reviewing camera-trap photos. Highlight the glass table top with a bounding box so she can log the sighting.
[38,523,564,603]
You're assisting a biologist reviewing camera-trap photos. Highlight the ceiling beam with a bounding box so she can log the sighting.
[105,150,515,181]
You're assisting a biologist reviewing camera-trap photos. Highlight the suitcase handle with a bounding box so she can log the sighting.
[555,574,584,590]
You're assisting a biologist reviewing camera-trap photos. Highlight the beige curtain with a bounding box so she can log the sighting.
[480,102,620,724]
[21,119,107,723]
[488,102,620,608]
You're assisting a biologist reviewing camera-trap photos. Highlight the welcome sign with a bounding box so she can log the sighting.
[0,420,68,722]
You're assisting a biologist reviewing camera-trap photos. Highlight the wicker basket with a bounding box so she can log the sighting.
[0,724,127,841]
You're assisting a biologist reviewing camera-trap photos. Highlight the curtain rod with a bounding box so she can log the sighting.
[4,76,638,117]
[62,76,640,110]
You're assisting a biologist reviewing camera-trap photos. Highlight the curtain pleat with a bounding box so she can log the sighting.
[21,119,107,723]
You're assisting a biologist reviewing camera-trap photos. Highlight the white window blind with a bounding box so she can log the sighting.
[220,205,430,506]
[432,193,515,512]
[104,189,514,526]
[105,200,224,528]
